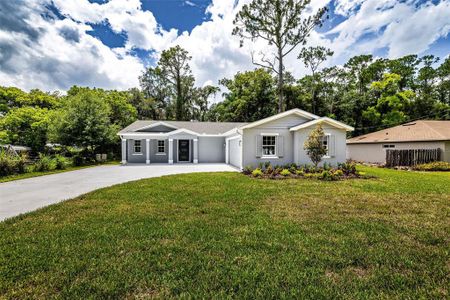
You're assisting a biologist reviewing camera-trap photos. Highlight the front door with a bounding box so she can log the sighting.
[178,140,190,162]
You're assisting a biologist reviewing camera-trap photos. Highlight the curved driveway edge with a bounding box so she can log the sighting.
[0,164,237,222]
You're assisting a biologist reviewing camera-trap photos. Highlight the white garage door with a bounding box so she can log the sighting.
[229,138,242,168]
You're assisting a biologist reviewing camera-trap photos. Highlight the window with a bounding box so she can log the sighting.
[322,135,330,156]
[157,140,165,153]
[134,140,142,153]
[262,135,276,156]
[383,144,395,149]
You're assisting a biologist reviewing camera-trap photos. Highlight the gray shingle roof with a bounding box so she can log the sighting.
[119,120,248,135]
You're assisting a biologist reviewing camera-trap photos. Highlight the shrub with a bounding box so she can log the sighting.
[0,150,17,176]
[265,164,274,175]
[54,154,69,170]
[295,169,304,176]
[72,153,85,166]
[0,150,28,176]
[264,161,271,170]
[319,170,332,181]
[280,169,291,177]
[338,162,357,175]
[304,173,319,179]
[16,154,27,174]
[252,168,263,177]
[333,169,344,177]
[413,161,450,171]
[34,154,56,172]
[243,165,253,175]
[273,167,283,176]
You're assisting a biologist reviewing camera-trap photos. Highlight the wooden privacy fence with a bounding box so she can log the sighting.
[386,148,442,167]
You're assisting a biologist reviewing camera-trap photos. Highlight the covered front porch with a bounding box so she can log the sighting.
[121,134,199,165]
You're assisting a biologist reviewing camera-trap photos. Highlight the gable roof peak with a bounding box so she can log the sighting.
[239,108,320,130]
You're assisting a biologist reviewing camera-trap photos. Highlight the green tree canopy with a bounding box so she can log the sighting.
[363,73,414,127]
[50,90,117,152]
[0,106,51,151]
[210,69,277,122]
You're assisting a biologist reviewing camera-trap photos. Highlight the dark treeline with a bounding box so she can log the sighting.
[1,52,449,154]
[209,53,450,136]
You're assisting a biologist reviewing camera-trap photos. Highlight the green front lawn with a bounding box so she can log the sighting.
[1,167,449,298]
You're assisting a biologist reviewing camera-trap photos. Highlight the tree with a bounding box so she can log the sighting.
[363,73,414,129]
[212,69,277,122]
[0,106,51,151]
[436,56,450,105]
[103,90,137,128]
[50,90,117,152]
[233,0,327,113]
[159,46,194,120]
[342,55,380,135]
[192,85,220,121]
[415,55,439,118]
[139,67,171,119]
[0,87,59,114]
[387,55,420,91]
[304,123,327,167]
[66,86,136,128]
[298,46,333,114]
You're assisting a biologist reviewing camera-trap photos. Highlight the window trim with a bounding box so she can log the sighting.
[133,140,142,155]
[261,135,277,158]
[322,134,331,158]
[156,140,166,155]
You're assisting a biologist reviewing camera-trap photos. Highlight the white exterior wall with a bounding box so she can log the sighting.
[228,136,242,169]
[347,141,448,163]
[198,137,225,163]
[241,115,309,167]
[295,126,347,166]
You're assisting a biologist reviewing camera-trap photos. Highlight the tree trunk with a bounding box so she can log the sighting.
[277,48,284,113]
[176,71,182,120]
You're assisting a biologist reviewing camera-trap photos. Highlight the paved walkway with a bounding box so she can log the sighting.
[0,164,237,221]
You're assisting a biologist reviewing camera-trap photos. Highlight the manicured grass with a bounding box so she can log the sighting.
[0,166,449,298]
[0,161,120,183]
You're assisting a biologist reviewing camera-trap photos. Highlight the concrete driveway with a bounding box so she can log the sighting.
[0,163,237,222]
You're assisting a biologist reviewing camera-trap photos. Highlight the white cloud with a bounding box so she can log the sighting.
[326,0,450,60]
[52,0,178,52]
[0,0,449,95]
[0,0,144,91]
[334,0,365,16]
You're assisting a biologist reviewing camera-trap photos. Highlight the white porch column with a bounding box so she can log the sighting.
[121,139,127,165]
[168,139,174,164]
[225,139,229,164]
[146,139,150,164]
[193,138,198,164]
[293,132,299,164]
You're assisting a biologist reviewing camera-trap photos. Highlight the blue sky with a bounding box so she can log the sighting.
[0,0,449,93]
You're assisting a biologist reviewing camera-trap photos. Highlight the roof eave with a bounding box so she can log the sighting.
[240,108,319,130]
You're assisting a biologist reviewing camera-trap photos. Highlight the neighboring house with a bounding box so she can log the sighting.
[347,120,450,163]
[118,109,354,169]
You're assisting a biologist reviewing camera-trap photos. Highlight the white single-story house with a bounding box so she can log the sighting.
[347,120,450,163]
[118,109,354,169]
